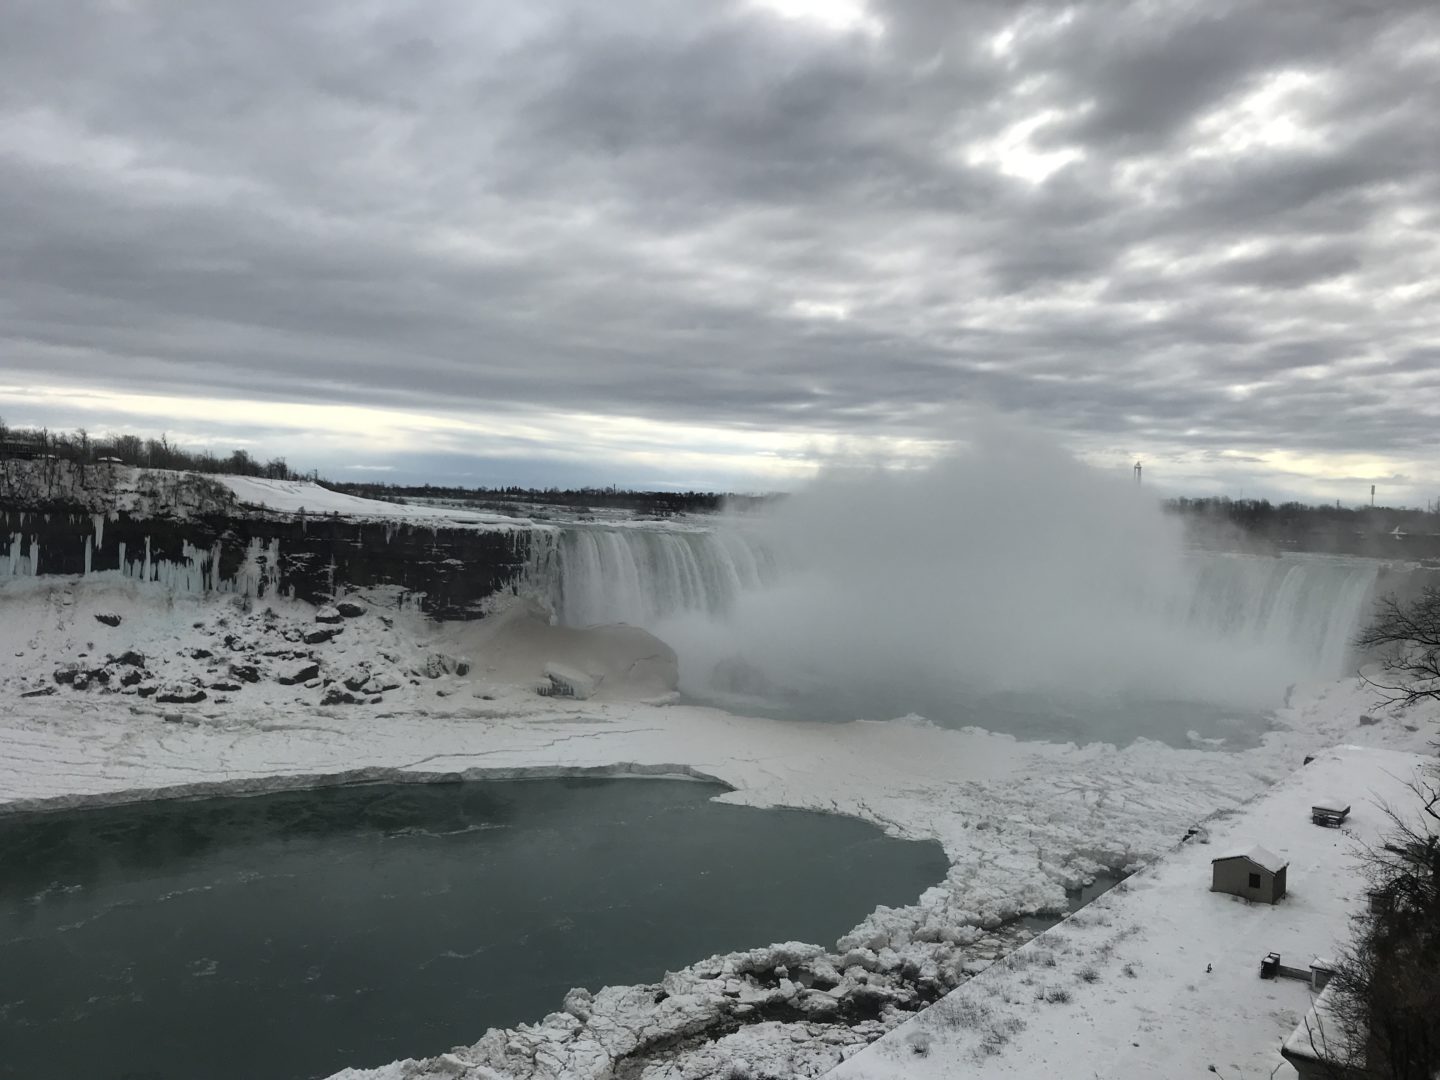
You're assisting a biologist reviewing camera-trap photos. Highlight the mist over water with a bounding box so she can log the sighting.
[533,429,1381,743]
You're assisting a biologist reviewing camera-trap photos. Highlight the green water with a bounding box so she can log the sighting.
[0,778,946,1080]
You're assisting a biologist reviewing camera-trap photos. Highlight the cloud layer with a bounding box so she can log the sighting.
[2,0,1437,496]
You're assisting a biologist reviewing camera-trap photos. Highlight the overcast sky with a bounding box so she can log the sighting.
[2,0,1437,500]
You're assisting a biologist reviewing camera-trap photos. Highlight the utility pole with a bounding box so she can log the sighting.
[1371,484,1375,507]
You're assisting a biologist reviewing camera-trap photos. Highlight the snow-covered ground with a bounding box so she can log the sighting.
[832,743,1430,1080]
[214,475,532,526]
[1,574,1436,1079]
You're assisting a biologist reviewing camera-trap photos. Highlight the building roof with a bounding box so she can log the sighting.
[1282,983,1360,1065]
[1311,796,1350,812]
[1211,844,1288,873]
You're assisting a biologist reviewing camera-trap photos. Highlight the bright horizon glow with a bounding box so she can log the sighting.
[0,382,1426,505]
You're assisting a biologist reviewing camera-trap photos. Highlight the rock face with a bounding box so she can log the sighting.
[1,507,534,621]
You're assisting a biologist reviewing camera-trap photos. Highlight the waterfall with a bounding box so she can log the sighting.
[531,525,1382,675]
[526,524,779,627]
[525,523,1397,705]
[1174,553,1381,675]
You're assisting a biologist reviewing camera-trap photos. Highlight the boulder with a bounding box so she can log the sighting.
[94,611,122,627]
[314,606,344,624]
[320,687,364,706]
[229,664,261,684]
[304,627,342,645]
[72,668,110,690]
[53,663,81,685]
[277,663,321,686]
[562,988,593,1021]
[112,650,146,668]
[336,600,366,618]
[156,685,207,704]
[418,652,467,679]
[540,662,600,701]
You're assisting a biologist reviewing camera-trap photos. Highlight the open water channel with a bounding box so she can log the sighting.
[0,777,946,1080]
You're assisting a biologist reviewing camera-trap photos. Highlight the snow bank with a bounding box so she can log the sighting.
[216,475,528,526]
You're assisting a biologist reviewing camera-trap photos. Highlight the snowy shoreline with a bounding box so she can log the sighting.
[0,759,732,818]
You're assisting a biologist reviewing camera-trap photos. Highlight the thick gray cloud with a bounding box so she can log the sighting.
[1,0,1438,494]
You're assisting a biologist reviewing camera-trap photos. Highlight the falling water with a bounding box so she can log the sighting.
[527,523,1381,684]
[1174,553,1381,677]
[526,525,780,627]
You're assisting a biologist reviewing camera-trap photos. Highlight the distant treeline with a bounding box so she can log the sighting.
[0,421,299,481]
[1166,496,1440,558]
[323,481,777,517]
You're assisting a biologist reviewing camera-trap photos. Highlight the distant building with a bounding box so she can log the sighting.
[0,435,45,460]
[1211,845,1288,903]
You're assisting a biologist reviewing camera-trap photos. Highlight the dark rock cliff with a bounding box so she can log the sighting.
[1,509,537,620]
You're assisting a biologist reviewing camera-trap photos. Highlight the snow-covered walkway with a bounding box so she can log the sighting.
[832,744,1429,1080]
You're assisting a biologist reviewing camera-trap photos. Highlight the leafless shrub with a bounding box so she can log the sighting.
[1355,588,1440,708]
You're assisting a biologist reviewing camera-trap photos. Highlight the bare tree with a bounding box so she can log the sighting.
[1355,588,1440,708]
[1323,764,1440,1079]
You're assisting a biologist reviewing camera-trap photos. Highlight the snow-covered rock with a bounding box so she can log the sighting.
[541,662,599,700]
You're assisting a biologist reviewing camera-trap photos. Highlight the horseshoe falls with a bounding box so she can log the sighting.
[524,521,1392,746]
